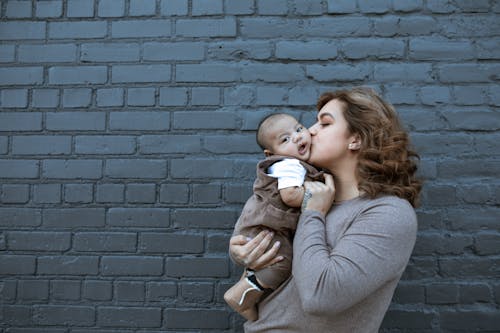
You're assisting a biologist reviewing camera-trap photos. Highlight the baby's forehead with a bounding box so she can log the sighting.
[267,114,298,128]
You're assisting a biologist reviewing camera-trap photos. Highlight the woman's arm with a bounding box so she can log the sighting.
[292,199,417,316]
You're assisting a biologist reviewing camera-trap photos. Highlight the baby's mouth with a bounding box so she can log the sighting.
[298,143,308,155]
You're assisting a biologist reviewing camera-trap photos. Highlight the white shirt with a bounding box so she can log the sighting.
[267,158,307,190]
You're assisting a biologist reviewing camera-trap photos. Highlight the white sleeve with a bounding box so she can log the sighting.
[267,158,307,190]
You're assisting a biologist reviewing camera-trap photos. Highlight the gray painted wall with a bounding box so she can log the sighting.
[0,0,499,331]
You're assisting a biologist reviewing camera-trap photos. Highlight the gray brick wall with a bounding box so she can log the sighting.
[0,0,498,332]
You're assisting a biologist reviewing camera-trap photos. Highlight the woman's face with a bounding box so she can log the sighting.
[308,99,358,170]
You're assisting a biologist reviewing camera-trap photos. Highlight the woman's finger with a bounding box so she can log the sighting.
[249,240,282,270]
[323,173,335,191]
[229,234,250,246]
[245,231,274,266]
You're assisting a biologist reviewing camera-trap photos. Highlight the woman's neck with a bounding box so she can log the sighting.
[329,162,360,202]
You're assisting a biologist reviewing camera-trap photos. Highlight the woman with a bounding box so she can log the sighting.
[229,87,422,332]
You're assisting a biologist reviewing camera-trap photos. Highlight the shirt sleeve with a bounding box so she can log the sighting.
[292,199,417,316]
[267,159,307,190]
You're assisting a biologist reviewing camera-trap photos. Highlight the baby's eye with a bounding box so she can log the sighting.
[282,137,290,143]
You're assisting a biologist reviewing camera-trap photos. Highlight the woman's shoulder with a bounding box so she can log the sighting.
[356,194,417,229]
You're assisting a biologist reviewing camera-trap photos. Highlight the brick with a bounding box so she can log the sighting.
[111,20,171,38]
[147,282,177,301]
[225,183,253,203]
[459,283,492,303]
[49,66,107,84]
[115,281,144,301]
[67,0,94,17]
[173,208,237,229]
[52,280,81,300]
[96,88,124,107]
[107,208,170,227]
[381,309,434,329]
[98,307,161,327]
[342,38,405,59]
[0,89,28,108]
[38,256,99,275]
[191,87,219,105]
[226,0,254,14]
[439,257,500,278]
[207,232,231,253]
[129,0,156,16]
[181,282,213,303]
[419,86,450,105]
[443,110,500,131]
[46,112,105,131]
[126,183,156,203]
[0,208,41,227]
[159,184,189,204]
[139,232,204,253]
[101,256,163,276]
[392,282,425,304]
[1,184,30,204]
[402,257,438,279]
[474,232,500,255]
[0,136,7,154]
[204,135,259,154]
[440,310,500,331]
[457,184,492,204]
[208,41,272,60]
[276,41,337,60]
[49,21,107,39]
[33,305,95,326]
[384,85,418,105]
[43,208,105,228]
[242,63,305,82]
[98,0,125,17]
[127,87,156,106]
[326,0,356,13]
[1,305,33,326]
[393,0,423,12]
[36,0,63,18]
[81,43,140,62]
[192,0,223,15]
[62,88,92,108]
[18,280,49,301]
[112,64,171,83]
[256,86,288,105]
[173,111,238,129]
[176,18,236,37]
[64,184,93,203]
[374,16,438,36]
[440,64,500,82]
[159,87,188,106]
[32,89,60,108]
[306,64,371,82]
[75,136,136,154]
[0,160,39,178]
[33,184,61,204]
[453,85,487,105]
[0,255,36,275]
[413,231,472,255]
[6,1,32,18]
[0,67,43,85]
[0,44,15,62]
[290,0,323,15]
[447,208,498,231]
[160,0,188,16]
[105,159,167,179]
[74,232,136,252]
[426,283,459,304]
[410,38,474,60]
[358,0,391,13]
[164,309,230,329]
[426,0,456,13]
[439,16,500,37]
[0,22,45,40]
[0,112,42,131]
[165,257,228,277]
[176,64,239,82]
[13,135,71,156]
[224,86,255,105]
[477,38,500,59]
[257,0,288,15]
[83,280,112,301]
[42,159,102,179]
[374,63,433,82]
[0,280,17,300]
[96,184,125,203]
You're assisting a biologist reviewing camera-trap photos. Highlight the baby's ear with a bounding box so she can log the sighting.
[264,149,273,157]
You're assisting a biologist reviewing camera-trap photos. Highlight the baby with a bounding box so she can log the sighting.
[224,113,323,321]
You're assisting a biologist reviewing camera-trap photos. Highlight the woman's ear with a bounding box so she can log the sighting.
[348,134,362,150]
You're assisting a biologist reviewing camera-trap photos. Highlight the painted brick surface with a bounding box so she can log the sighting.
[0,0,498,332]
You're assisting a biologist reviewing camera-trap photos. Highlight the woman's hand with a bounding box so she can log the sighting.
[229,230,283,270]
[303,173,336,216]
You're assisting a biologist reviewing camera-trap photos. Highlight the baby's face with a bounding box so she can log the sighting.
[263,116,312,161]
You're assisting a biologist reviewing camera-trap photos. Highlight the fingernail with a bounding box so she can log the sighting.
[274,241,280,247]
[277,256,284,261]
[246,237,252,242]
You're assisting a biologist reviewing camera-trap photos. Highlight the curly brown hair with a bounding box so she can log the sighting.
[317,87,422,207]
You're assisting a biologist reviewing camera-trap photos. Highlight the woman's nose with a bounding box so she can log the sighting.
[309,124,317,135]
